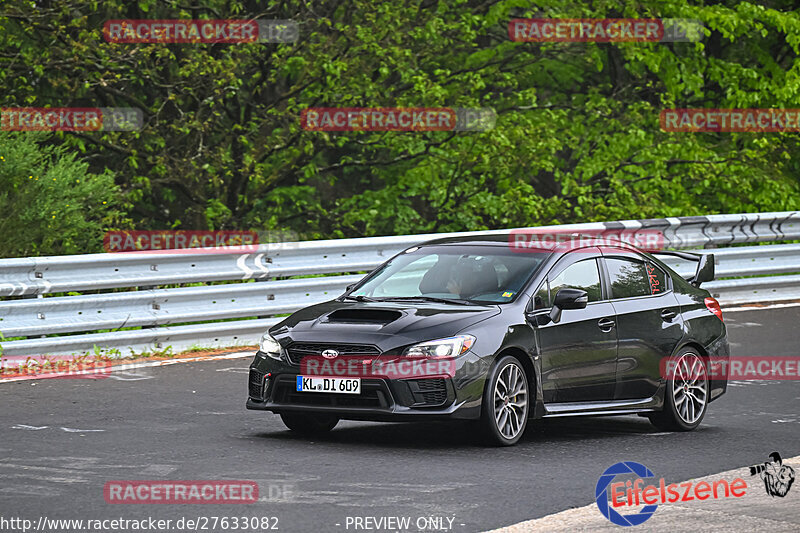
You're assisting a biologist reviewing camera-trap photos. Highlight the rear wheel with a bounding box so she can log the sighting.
[649,349,709,431]
[280,412,339,435]
[479,356,529,446]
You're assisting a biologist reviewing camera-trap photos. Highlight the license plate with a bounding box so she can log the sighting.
[296,376,361,394]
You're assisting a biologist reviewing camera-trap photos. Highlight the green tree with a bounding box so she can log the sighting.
[0,0,798,248]
[0,132,127,257]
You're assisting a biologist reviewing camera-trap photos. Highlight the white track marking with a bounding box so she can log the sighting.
[724,301,800,312]
[215,367,250,373]
[105,371,154,381]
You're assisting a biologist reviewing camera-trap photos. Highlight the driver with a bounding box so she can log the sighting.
[446,270,464,296]
[447,260,498,299]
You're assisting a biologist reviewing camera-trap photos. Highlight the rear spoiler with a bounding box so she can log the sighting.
[651,251,715,287]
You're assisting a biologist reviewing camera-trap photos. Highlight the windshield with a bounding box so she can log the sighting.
[350,245,549,304]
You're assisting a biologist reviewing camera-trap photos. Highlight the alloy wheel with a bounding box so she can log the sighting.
[493,362,528,440]
[671,352,708,425]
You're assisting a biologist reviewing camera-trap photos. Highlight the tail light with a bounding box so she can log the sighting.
[704,297,723,322]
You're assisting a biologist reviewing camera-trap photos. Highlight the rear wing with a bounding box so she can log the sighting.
[651,251,715,287]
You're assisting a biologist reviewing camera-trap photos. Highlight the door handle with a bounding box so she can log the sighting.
[661,309,677,321]
[597,318,615,331]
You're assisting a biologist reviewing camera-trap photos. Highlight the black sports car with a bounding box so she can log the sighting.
[247,234,728,445]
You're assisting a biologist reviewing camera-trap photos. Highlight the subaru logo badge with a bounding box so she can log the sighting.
[321,349,339,359]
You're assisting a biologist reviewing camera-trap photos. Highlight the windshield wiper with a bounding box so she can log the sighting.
[342,295,378,302]
[375,296,474,306]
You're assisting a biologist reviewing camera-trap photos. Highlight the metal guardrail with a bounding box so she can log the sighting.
[1,211,799,359]
[0,275,363,337]
[2,211,798,297]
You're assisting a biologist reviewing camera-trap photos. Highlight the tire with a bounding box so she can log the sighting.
[479,356,530,446]
[649,348,709,432]
[280,412,339,435]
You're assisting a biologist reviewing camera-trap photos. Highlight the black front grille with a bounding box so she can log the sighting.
[286,342,381,366]
[407,378,448,406]
[249,368,266,399]
[271,376,391,409]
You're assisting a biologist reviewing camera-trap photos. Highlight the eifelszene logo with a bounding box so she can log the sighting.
[595,461,748,526]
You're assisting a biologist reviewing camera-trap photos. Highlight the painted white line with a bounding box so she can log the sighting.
[215,367,250,373]
[485,455,800,532]
[106,371,153,381]
[108,351,253,373]
[10,425,106,433]
[724,301,800,312]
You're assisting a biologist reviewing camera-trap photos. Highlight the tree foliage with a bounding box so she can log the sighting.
[0,132,127,257]
[0,0,799,256]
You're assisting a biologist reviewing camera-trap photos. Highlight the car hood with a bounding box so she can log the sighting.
[270,300,501,352]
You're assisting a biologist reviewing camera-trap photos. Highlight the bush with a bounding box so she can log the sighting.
[0,132,128,258]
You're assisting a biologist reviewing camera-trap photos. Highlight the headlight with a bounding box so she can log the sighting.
[259,333,283,360]
[403,335,476,358]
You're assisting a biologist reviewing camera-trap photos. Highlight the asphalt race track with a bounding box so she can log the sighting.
[1,306,799,532]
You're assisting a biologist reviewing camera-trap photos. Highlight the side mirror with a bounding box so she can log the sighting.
[553,288,589,309]
[549,288,588,323]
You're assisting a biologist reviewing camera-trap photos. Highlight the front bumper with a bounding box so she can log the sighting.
[245,351,486,421]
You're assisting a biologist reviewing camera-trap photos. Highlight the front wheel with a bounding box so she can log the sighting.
[479,356,530,446]
[649,349,709,431]
[280,412,339,435]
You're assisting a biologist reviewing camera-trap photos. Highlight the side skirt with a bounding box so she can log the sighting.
[542,396,659,418]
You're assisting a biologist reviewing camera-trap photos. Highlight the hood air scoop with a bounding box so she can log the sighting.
[326,309,402,324]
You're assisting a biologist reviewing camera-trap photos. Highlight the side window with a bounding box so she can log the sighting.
[548,259,602,303]
[605,258,650,299]
[646,261,667,295]
[534,282,550,309]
